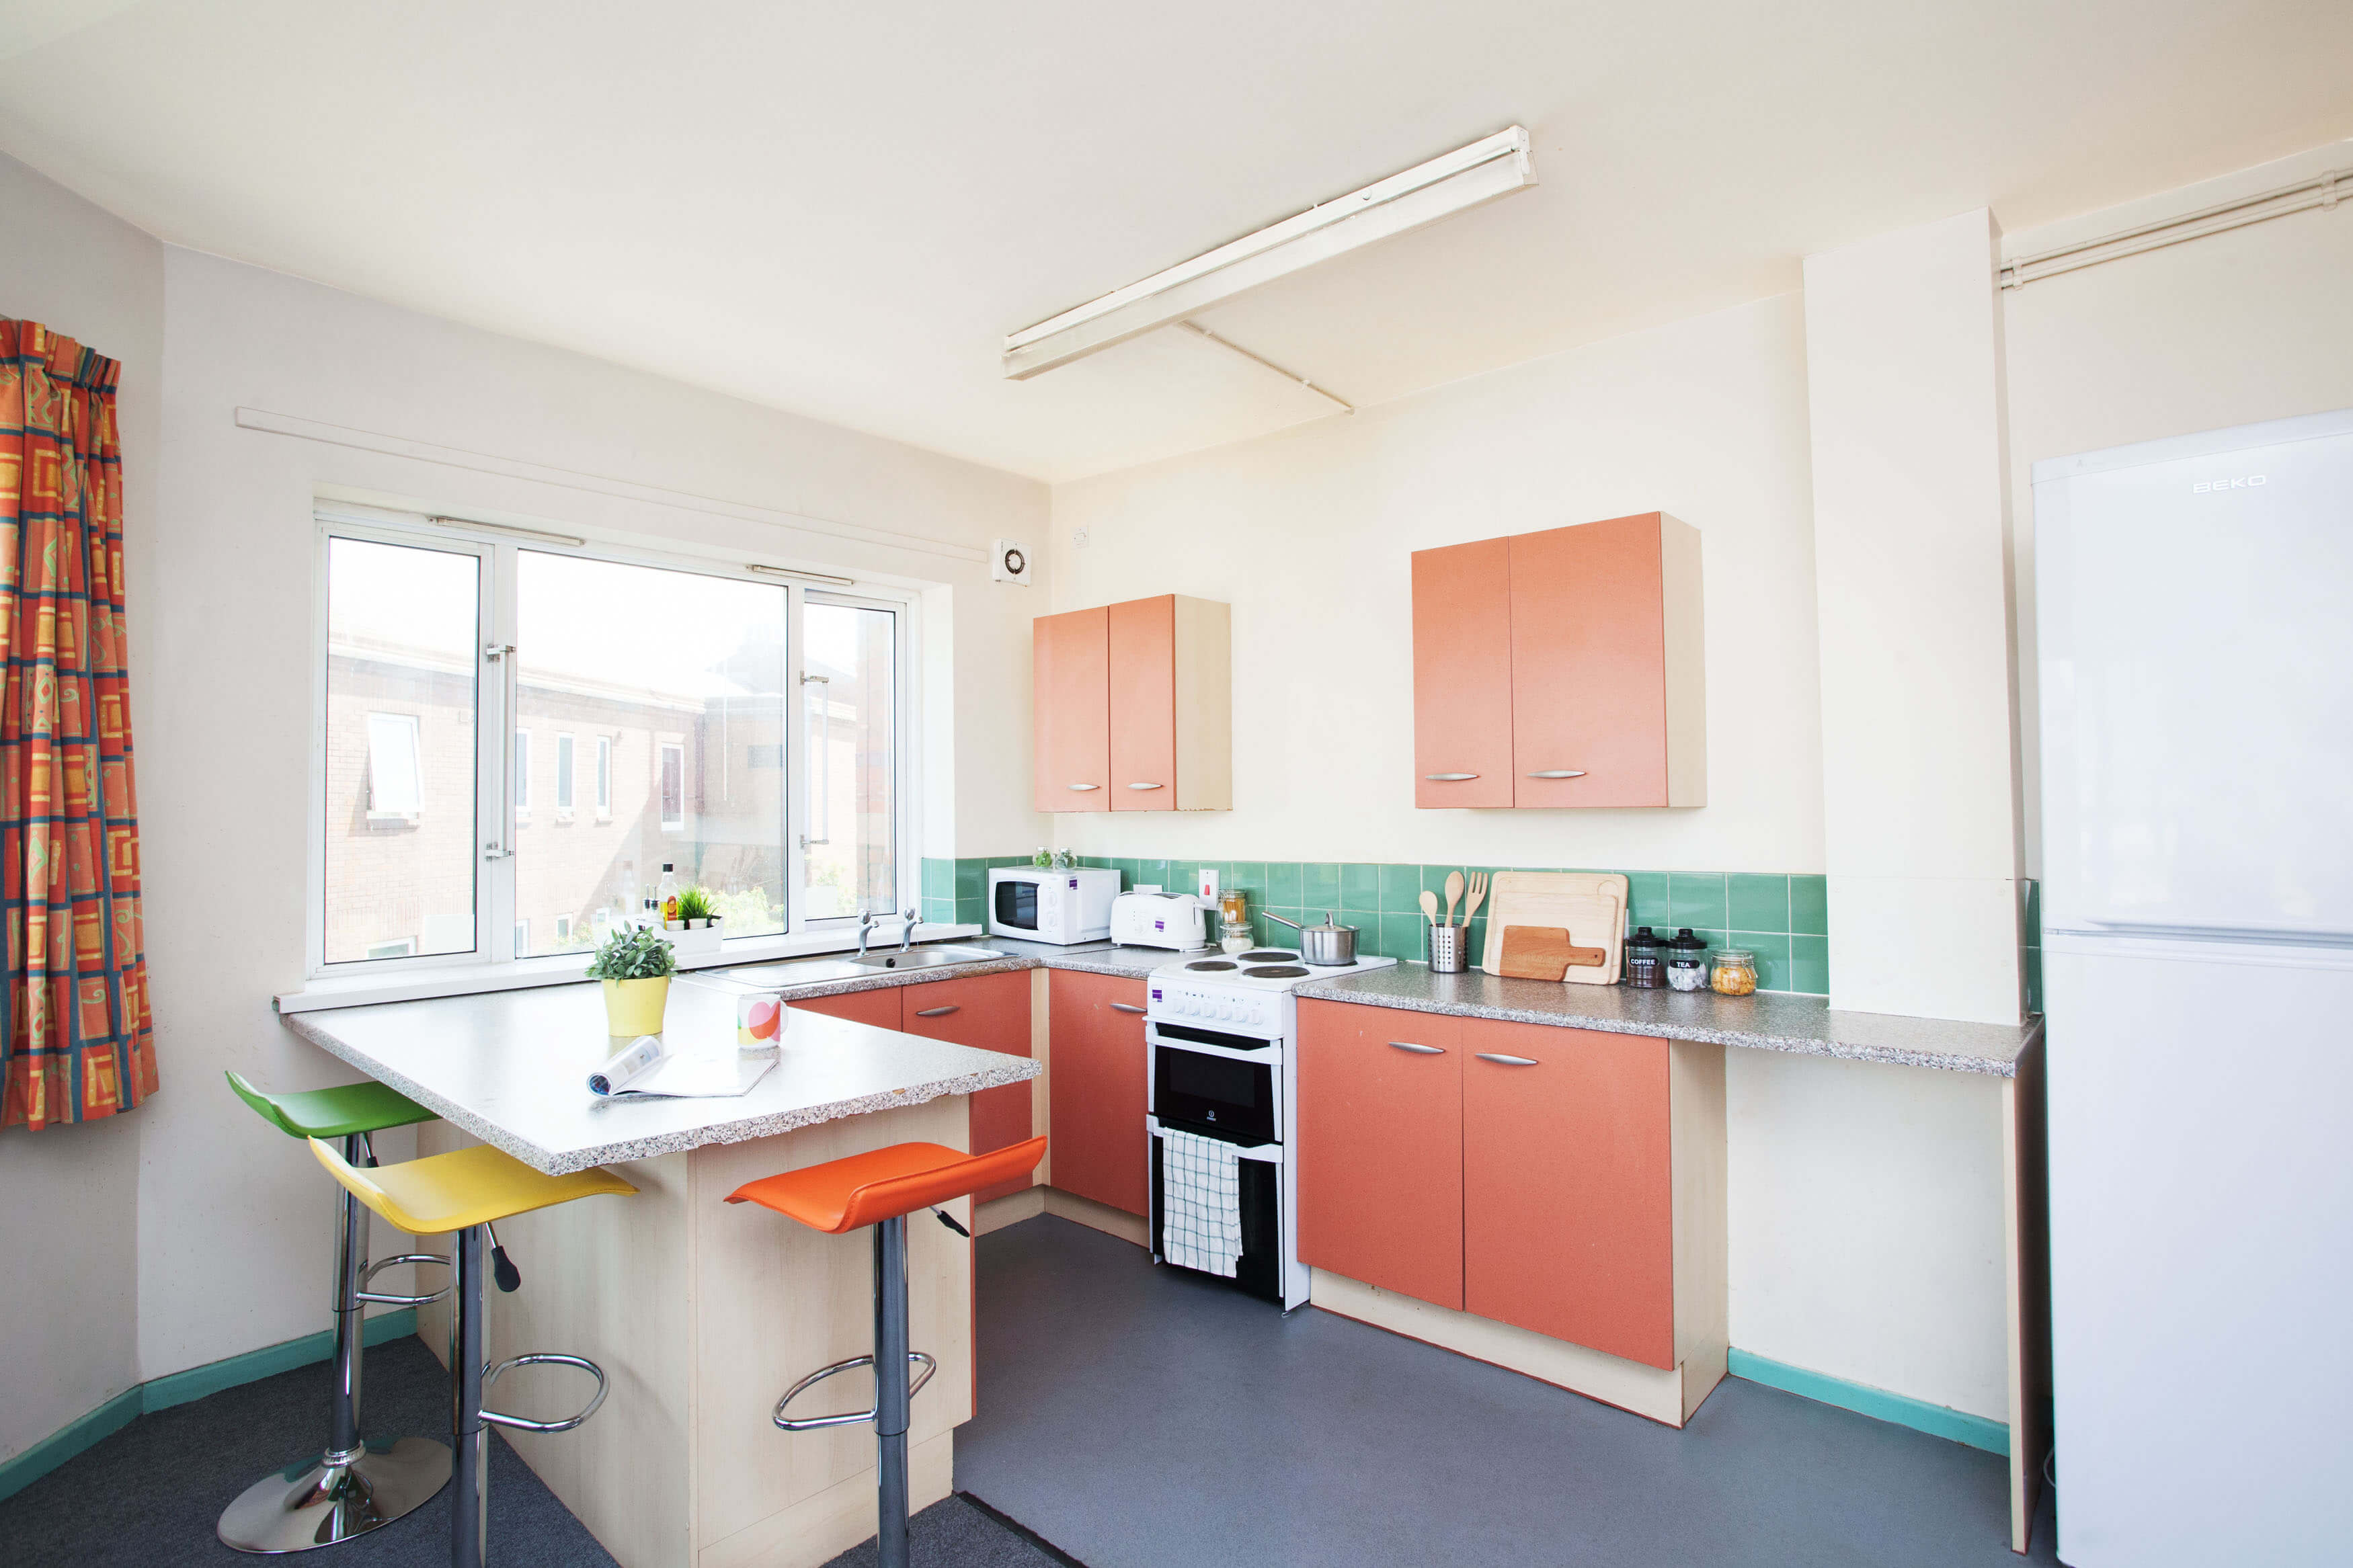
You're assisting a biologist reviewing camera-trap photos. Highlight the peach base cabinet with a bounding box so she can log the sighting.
[1412,511,1704,809]
[1295,997,1727,1426]
[1034,593,1231,812]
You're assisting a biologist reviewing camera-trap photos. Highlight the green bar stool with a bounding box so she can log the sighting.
[218,1071,456,1553]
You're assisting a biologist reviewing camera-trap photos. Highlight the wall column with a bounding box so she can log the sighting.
[1803,208,2022,1024]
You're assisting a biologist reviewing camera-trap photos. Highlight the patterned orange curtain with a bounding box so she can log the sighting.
[0,320,154,1130]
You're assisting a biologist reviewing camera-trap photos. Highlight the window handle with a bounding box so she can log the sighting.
[487,643,517,859]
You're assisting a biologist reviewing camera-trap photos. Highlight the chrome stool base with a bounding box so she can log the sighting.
[216,1438,452,1553]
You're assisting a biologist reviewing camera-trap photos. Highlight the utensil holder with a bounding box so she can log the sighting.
[1427,923,1468,973]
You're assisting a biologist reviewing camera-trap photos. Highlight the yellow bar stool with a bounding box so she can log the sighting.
[309,1138,636,1568]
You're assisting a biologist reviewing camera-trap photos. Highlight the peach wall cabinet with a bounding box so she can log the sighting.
[1296,997,1726,1428]
[1034,594,1231,812]
[1412,511,1704,809]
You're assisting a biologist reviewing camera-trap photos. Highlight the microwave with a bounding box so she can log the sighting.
[987,866,1120,945]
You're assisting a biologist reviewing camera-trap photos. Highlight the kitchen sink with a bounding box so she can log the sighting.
[848,945,1004,971]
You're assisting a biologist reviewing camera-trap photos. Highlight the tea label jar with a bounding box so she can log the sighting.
[1710,948,1758,996]
[1666,928,1710,992]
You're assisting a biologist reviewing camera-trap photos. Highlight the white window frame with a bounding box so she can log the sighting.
[300,503,922,1000]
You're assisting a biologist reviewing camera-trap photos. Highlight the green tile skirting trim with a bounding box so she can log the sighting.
[0,1309,418,1503]
[1726,1348,2009,1456]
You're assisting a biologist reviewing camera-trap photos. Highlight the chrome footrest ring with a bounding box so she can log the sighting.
[479,1352,607,1433]
[772,1351,936,1432]
[356,1251,453,1307]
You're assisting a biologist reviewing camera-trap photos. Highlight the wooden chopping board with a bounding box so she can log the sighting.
[1480,878,1624,985]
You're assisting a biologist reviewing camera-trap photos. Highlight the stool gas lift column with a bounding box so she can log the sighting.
[308,1137,636,1568]
[727,1135,1047,1568]
[220,1073,455,1552]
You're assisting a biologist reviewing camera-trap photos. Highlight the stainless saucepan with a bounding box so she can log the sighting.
[1265,910,1358,966]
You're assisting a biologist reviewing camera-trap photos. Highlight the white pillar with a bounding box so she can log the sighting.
[1803,208,2022,1024]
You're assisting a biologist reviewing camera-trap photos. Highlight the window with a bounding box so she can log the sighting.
[365,712,423,819]
[322,536,478,964]
[659,742,685,832]
[313,511,906,976]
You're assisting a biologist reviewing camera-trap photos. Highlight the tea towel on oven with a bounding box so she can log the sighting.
[1160,1126,1242,1278]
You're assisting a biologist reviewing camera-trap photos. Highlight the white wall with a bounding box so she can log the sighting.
[2003,140,2353,878]
[132,248,1047,1384]
[1050,291,1826,874]
[0,154,163,1461]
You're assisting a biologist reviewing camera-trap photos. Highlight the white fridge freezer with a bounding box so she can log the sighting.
[2036,407,2353,1566]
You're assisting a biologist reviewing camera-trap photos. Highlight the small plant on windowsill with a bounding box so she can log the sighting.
[674,885,719,932]
[586,925,676,1037]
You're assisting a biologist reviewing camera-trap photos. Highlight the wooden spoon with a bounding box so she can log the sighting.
[1419,889,1441,927]
[1443,870,1465,926]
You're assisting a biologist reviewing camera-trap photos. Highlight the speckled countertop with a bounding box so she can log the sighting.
[1293,966,2040,1077]
[284,976,1039,1175]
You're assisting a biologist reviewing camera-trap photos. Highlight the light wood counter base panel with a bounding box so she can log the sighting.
[973,1185,1151,1249]
[418,1094,975,1568]
[1310,1268,1724,1428]
[973,1187,1045,1235]
[701,1431,953,1568]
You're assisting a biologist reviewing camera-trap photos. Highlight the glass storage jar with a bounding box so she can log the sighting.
[1623,926,1667,989]
[1666,928,1710,992]
[1710,948,1758,996]
[1220,919,1254,954]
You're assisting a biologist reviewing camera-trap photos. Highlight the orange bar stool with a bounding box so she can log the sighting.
[727,1136,1047,1568]
[309,1137,636,1568]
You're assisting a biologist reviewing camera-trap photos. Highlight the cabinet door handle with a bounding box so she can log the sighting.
[1125,782,1164,790]
[1474,1053,1540,1066]
[1387,1041,1445,1055]
[1066,783,1101,791]
[1525,770,1587,780]
[914,1005,960,1018]
[1111,1002,1146,1014]
[1423,773,1479,782]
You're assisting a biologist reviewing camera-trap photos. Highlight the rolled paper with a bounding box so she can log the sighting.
[588,1035,666,1096]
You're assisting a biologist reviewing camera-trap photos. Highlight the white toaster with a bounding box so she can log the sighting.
[1108,891,1209,950]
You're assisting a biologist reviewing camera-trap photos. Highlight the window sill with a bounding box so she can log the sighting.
[275,924,985,1015]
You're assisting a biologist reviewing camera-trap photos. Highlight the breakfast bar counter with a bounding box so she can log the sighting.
[282,979,1041,1568]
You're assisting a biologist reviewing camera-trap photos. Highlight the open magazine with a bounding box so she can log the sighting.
[587,1036,774,1100]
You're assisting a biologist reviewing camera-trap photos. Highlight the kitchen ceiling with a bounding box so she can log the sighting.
[2,1,2347,483]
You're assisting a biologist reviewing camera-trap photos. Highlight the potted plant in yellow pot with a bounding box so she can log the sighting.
[587,925,676,1036]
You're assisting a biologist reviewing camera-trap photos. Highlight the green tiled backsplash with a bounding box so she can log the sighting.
[924,856,1831,996]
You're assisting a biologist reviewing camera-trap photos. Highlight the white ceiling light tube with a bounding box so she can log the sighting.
[1002,126,1536,380]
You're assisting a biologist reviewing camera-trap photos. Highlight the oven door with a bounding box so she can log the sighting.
[1148,1022,1280,1146]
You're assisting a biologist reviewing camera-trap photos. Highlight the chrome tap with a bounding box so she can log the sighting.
[855,910,877,958]
[897,907,921,953]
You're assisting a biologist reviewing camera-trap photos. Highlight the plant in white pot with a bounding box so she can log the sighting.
[586,925,676,1037]
[676,884,720,932]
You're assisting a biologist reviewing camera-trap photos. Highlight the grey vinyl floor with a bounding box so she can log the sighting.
[957,1214,2063,1568]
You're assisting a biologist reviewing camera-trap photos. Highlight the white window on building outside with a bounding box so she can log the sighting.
[556,733,575,816]
[659,743,685,833]
[596,736,612,818]
[513,729,531,819]
[365,712,423,819]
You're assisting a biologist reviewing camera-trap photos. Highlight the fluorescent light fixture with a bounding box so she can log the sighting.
[428,514,588,546]
[1003,126,1535,380]
[746,563,857,587]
